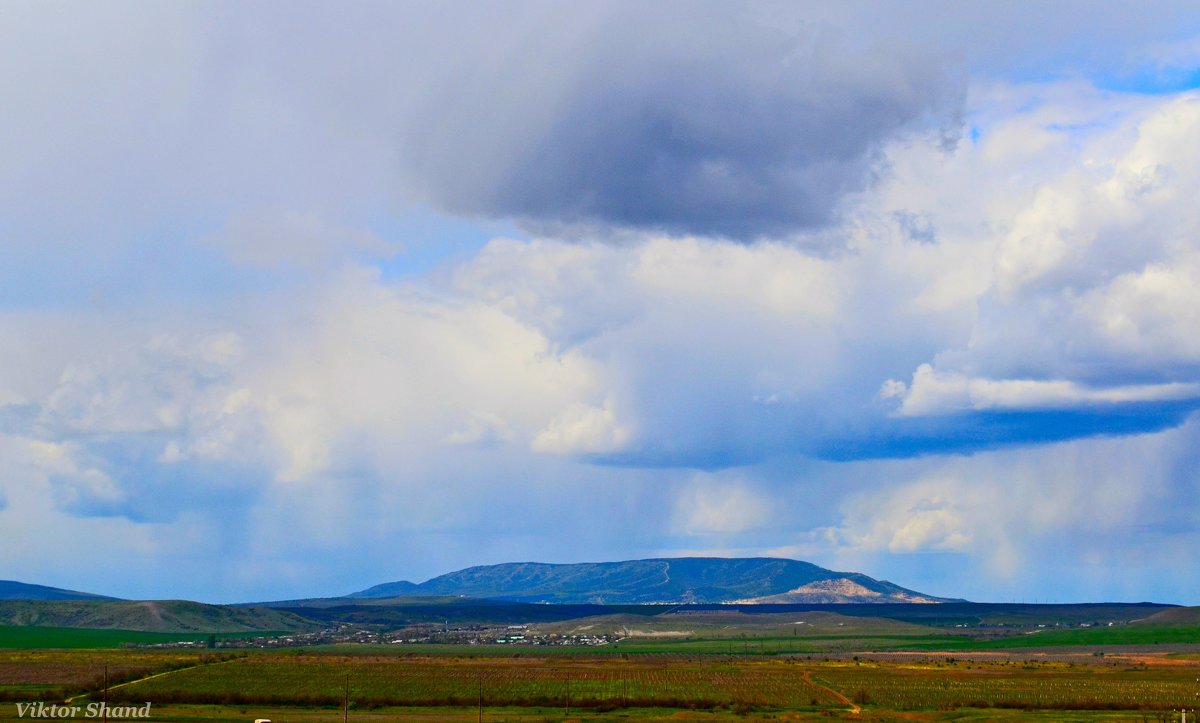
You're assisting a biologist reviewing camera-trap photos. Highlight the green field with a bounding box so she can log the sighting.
[903,624,1200,650]
[0,625,281,649]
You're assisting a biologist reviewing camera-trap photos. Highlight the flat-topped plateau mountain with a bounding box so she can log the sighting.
[349,557,957,605]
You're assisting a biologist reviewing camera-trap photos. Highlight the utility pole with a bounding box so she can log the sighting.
[477,672,482,723]
[343,673,349,723]
[103,665,108,723]
[565,673,570,717]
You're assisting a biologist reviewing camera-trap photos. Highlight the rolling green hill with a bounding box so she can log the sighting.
[0,599,318,633]
[349,557,955,604]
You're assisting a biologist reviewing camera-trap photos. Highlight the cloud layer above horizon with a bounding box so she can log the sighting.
[3,1,1200,603]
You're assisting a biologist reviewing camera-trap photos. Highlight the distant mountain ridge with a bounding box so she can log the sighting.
[0,580,117,601]
[350,557,955,604]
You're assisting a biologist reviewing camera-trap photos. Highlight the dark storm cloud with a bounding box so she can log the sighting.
[395,3,964,240]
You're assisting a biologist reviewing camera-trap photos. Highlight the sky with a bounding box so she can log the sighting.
[3,1,1200,604]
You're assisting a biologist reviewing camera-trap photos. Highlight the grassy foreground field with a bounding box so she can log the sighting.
[3,648,1200,720]
[27,649,1186,719]
[3,702,1185,722]
[0,650,232,702]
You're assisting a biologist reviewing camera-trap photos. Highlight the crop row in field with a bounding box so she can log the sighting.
[102,653,1200,713]
[15,702,1183,722]
[108,655,842,710]
[0,651,234,702]
[814,660,1200,711]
